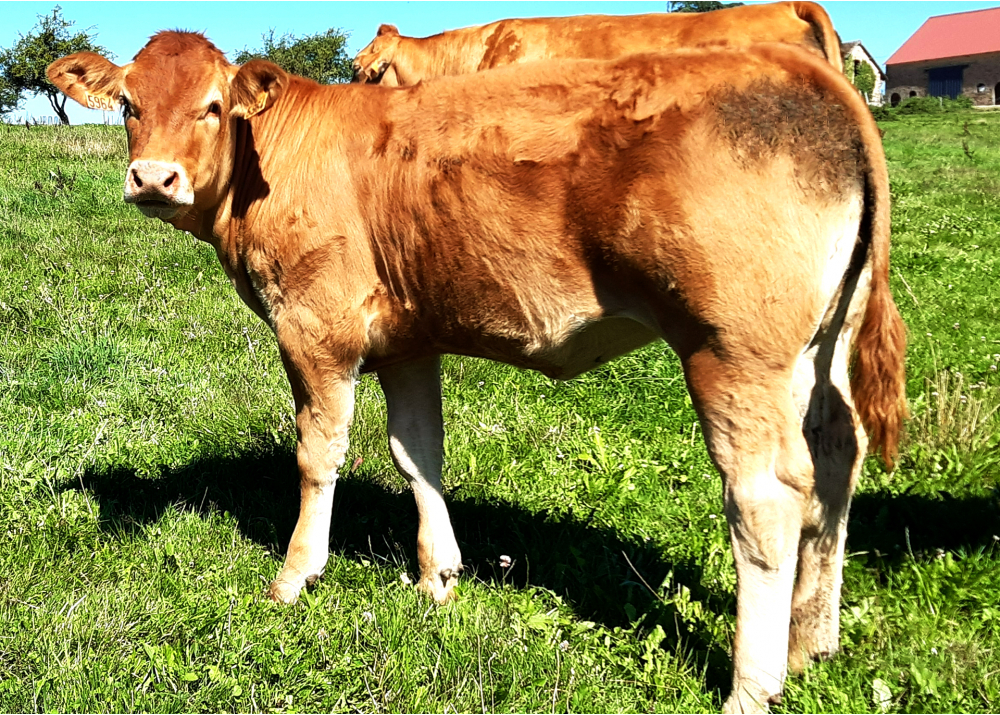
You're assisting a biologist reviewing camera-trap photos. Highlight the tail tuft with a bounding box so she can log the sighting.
[850,275,908,468]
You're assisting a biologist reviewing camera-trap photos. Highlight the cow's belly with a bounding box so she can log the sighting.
[520,315,660,380]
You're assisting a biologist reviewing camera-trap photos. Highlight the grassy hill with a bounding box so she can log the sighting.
[0,112,998,712]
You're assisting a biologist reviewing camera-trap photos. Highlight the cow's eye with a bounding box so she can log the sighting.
[206,101,222,118]
[120,97,133,119]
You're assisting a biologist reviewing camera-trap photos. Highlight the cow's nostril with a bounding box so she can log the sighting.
[132,169,143,188]
[164,172,176,189]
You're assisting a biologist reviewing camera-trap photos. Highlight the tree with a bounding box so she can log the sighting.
[0,76,19,117]
[234,28,353,84]
[843,57,877,102]
[854,62,876,101]
[842,57,855,85]
[0,6,111,125]
[666,2,745,12]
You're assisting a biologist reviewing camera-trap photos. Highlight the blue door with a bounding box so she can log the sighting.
[928,66,964,99]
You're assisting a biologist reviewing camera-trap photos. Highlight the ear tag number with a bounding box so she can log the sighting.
[85,93,117,112]
[246,91,268,118]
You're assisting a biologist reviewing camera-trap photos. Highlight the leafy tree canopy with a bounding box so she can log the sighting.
[234,28,352,84]
[666,2,745,12]
[0,76,19,117]
[843,57,856,84]
[854,61,876,100]
[844,57,878,101]
[0,6,111,124]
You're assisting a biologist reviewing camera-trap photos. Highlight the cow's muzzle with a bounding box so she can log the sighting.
[353,60,390,85]
[124,159,194,219]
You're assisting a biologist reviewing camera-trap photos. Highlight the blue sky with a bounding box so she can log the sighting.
[3,1,998,123]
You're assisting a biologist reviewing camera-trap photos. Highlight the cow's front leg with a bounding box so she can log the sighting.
[378,355,463,602]
[268,349,356,604]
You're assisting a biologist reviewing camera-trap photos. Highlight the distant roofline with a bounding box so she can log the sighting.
[886,6,1000,66]
[886,49,1000,67]
[842,39,886,79]
[925,5,1000,20]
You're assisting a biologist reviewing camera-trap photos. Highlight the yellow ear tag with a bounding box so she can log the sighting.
[85,93,117,112]
[245,91,268,118]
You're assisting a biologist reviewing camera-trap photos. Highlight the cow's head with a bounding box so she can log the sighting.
[351,24,401,86]
[48,32,288,228]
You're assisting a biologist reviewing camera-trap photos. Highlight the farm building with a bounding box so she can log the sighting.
[841,40,886,105]
[886,6,1000,107]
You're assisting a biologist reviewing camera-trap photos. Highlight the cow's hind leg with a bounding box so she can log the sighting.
[684,351,814,714]
[378,356,464,603]
[787,319,867,673]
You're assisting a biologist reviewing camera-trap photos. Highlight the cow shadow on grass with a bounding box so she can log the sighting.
[74,444,736,691]
[847,488,1000,562]
[72,445,1000,696]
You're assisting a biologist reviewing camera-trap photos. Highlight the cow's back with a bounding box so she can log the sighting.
[471,2,839,71]
[318,46,869,370]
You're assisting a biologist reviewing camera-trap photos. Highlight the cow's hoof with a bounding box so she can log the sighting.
[267,579,302,604]
[416,565,463,604]
[788,644,835,675]
[788,631,839,674]
[722,686,779,714]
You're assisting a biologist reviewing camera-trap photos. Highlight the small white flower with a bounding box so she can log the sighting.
[559,640,569,651]
[499,555,512,568]
[361,611,375,623]
[400,572,412,585]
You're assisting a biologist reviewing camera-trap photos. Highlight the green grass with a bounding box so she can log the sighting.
[1,113,999,713]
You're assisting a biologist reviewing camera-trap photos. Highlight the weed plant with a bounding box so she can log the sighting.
[0,112,998,712]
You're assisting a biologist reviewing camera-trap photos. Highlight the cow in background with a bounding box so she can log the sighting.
[49,32,905,712]
[352,1,842,85]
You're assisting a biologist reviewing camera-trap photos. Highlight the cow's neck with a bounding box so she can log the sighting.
[401,25,490,82]
[205,86,370,328]
[165,117,269,325]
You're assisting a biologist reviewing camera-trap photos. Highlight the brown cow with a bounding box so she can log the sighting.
[352,1,842,86]
[48,32,906,712]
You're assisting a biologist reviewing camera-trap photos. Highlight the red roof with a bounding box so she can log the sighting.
[887,6,1000,65]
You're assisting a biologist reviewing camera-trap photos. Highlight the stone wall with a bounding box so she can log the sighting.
[887,51,1000,106]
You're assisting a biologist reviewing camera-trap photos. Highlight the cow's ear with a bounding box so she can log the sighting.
[377,24,399,37]
[232,60,289,119]
[47,52,125,111]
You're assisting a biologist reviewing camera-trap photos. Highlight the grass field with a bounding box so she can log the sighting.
[1,110,999,713]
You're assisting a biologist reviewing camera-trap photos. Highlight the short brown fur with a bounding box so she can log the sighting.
[352,1,842,86]
[48,35,905,713]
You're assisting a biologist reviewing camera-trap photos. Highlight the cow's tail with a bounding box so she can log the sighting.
[793,1,844,72]
[849,96,908,469]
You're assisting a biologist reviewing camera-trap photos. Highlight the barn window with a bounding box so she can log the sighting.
[927,65,965,99]
[890,92,901,107]
[978,83,988,93]
[995,82,1000,105]
[909,91,917,98]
